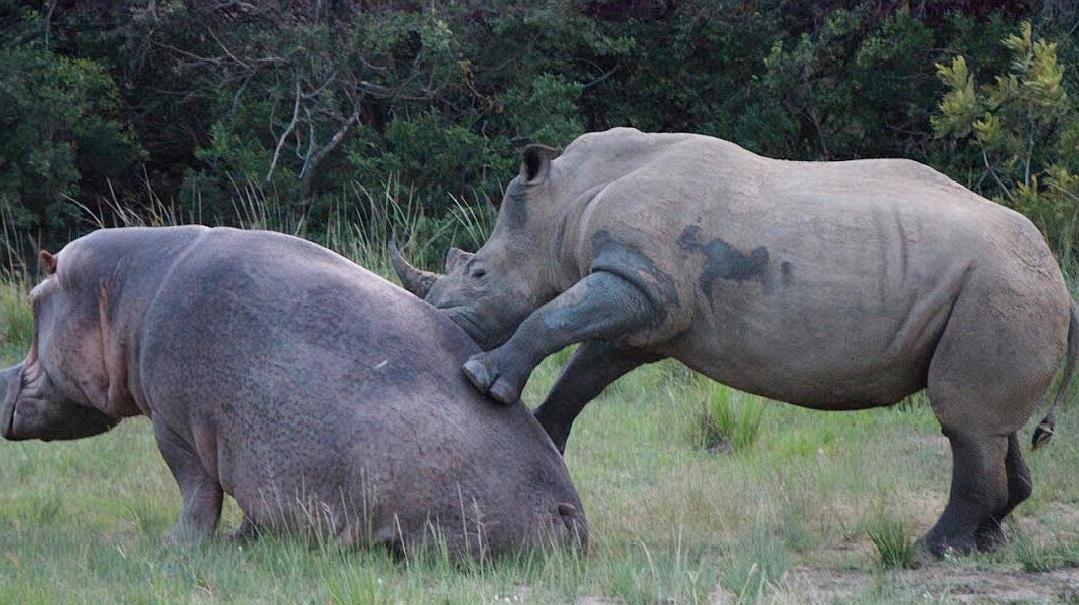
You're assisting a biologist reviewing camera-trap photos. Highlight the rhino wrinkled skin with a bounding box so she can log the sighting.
[392,127,1077,558]
[1,226,587,558]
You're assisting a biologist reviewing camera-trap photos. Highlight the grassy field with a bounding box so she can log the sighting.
[2,216,1079,603]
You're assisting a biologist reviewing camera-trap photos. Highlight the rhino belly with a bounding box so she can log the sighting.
[667,251,966,409]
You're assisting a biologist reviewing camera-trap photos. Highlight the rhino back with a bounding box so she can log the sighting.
[134,228,578,551]
[552,130,1066,407]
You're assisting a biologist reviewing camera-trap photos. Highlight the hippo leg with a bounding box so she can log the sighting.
[533,341,662,452]
[154,420,223,545]
[224,515,262,543]
[463,271,655,404]
[975,432,1032,552]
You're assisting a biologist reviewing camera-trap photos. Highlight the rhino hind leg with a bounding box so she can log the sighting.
[154,419,223,545]
[918,428,1009,557]
[975,432,1032,552]
[917,277,1063,559]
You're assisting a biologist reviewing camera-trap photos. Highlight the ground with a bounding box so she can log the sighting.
[2,294,1079,604]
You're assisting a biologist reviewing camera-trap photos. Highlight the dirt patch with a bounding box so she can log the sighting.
[780,565,1079,604]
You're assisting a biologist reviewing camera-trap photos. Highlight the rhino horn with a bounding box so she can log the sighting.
[389,237,439,299]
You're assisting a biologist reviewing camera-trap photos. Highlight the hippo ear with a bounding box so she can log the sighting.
[520,144,560,183]
[38,250,56,275]
[444,247,474,273]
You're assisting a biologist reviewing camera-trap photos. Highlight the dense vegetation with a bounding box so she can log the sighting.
[2,0,1079,258]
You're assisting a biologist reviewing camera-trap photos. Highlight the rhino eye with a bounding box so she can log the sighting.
[471,268,487,279]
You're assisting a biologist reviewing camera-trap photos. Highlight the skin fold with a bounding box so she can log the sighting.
[1,226,587,559]
[392,127,1077,558]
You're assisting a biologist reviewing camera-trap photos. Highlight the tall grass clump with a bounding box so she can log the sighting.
[687,381,765,455]
[1012,533,1079,572]
[866,516,917,569]
[0,278,33,362]
[719,523,790,604]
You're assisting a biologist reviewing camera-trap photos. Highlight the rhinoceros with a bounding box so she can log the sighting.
[1,226,586,559]
[391,127,1077,557]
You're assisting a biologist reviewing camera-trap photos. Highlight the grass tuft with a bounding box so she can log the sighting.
[867,516,917,569]
[688,381,765,455]
[720,523,790,604]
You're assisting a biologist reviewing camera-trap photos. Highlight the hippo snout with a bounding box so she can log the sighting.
[0,361,118,442]
[0,364,22,440]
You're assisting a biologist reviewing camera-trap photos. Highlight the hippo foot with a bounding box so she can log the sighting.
[463,352,527,404]
[163,523,210,548]
[223,517,261,545]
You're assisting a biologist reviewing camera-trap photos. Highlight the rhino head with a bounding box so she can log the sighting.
[391,146,564,350]
[2,249,124,441]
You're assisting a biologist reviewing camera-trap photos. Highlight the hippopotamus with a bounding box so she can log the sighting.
[391,127,1077,558]
[1,226,587,559]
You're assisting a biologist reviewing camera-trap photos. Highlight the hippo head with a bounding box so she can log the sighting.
[1,249,122,441]
[391,145,563,350]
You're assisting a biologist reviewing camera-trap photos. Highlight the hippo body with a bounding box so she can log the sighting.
[391,128,1077,558]
[2,226,586,558]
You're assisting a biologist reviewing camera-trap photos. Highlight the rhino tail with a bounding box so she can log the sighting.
[1033,301,1079,450]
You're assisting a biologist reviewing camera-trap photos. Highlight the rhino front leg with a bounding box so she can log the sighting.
[464,271,656,404]
[154,419,223,545]
[534,341,662,452]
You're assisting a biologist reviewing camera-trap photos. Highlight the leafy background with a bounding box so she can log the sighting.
[3,1,1079,260]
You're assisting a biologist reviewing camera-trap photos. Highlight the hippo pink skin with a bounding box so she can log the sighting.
[1,226,586,558]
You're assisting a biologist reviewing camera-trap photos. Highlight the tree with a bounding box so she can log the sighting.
[933,21,1079,249]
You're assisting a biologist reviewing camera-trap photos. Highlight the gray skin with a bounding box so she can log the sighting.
[1,226,587,559]
[391,127,1078,559]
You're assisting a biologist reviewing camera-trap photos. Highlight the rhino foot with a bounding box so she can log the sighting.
[975,519,1007,553]
[463,353,524,404]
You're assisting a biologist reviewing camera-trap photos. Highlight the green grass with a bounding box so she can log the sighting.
[867,516,917,570]
[2,202,1079,603]
[687,379,766,455]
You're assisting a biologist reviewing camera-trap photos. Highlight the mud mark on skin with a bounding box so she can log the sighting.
[678,225,769,297]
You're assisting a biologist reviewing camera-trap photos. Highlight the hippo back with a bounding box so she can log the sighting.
[98,227,584,556]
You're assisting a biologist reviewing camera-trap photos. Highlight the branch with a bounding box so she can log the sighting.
[299,99,362,192]
[43,0,57,48]
[265,79,302,185]
[982,149,1014,202]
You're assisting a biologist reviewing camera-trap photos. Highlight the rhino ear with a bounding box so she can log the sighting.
[444,247,474,273]
[38,250,56,275]
[520,144,560,183]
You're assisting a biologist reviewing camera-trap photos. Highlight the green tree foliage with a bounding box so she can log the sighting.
[934,21,1079,248]
[0,2,144,232]
[1,1,1077,255]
